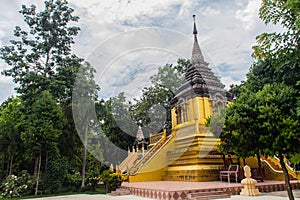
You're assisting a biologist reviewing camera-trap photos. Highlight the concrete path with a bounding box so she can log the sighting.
[25,190,300,200]
[25,194,152,200]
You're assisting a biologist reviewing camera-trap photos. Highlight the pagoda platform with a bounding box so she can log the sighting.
[121,180,300,200]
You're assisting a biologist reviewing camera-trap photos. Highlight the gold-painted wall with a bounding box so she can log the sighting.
[129,168,165,182]
[138,135,176,173]
[172,96,212,128]
[128,134,176,182]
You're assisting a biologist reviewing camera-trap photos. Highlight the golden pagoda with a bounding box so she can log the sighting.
[118,15,233,182]
[119,15,300,183]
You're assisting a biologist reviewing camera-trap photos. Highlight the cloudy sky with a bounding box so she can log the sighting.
[0,0,282,103]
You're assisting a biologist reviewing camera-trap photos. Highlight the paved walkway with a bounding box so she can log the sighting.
[25,190,300,200]
[25,194,151,199]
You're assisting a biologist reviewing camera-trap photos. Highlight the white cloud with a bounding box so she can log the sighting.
[86,28,192,100]
[200,6,220,16]
[236,0,261,30]
[0,0,284,103]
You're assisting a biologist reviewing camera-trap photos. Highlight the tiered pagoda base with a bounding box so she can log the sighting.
[121,180,300,200]
[162,123,236,182]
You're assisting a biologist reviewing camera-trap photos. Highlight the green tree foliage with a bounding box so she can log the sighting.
[222,90,260,159]
[130,59,189,132]
[221,1,300,199]
[252,0,300,91]
[100,169,123,193]
[254,0,300,57]
[72,62,100,188]
[223,84,299,199]
[43,154,69,194]
[0,98,23,177]
[150,59,188,93]
[0,0,82,103]
[0,0,105,195]
[98,93,135,151]
[255,84,299,157]
[228,82,245,98]
[21,90,64,157]
[21,90,64,195]
[58,104,83,172]
[256,84,299,199]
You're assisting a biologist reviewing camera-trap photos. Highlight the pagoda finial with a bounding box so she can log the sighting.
[193,15,197,35]
[192,15,204,62]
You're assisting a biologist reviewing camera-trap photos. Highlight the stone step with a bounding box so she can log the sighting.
[107,188,131,196]
[190,193,231,200]
[187,191,231,200]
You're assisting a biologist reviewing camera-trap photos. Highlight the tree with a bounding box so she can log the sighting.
[130,59,189,132]
[72,62,99,188]
[105,93,136,149]
[252,0,300,92]
[256,84,299,199]
[0,98,23,176]
[0,0,82,104]
[221,3,300,195]
[58,103,83,172]
[150,59,188,93]
[100,169,123,193]
[253,0,300,57]
[250,2,300,198]
[21,90,64,195]
[228,82,245,99]
[43,154,68,194]
[221,90,261,160]
[223,83,300,200]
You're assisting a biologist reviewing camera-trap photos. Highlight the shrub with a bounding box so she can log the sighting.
[18,170,35,195]
[44,155,68,194]
[1,171,33,198]
[65,173,82,190]
[100,170,123,193]
[86,176,101,191]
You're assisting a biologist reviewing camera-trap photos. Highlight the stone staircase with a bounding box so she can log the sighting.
[186,190,230,200]
[107,188,131,196]
[261,156,281,170]
[130,135,171,175]
[119,151,138,174]
[261,156,298,179]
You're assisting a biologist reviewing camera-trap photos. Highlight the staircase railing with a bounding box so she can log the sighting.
[119,151,138,173]
[129,133,172,175]
[261,156,297,179]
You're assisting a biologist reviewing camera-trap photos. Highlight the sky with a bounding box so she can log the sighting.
[0,0,282,103]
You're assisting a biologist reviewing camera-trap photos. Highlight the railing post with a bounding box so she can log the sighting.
[142,144,145,157]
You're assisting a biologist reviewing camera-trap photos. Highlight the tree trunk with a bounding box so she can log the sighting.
[222,154,226,168]
[243,158,246,166]
[45,149,48,172]
[81,131,88,188]
[33,156,39,178]
[6,155,10,176]
[257,154,262,176]
[35,151,42,195]
[279,153,294,200]
[1,155,6,178]
[8,154,13,176]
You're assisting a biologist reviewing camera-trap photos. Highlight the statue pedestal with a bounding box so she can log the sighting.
[240,178,261,196]
[240,165,261,196]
